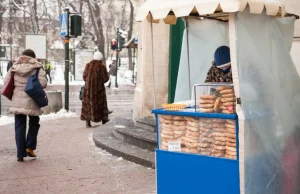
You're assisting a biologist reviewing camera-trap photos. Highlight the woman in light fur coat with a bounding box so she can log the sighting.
[4,49,47,162]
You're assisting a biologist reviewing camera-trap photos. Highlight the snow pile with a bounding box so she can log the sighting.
[0,109,78,126]
[0,116,14,126]
[40,109,78,120]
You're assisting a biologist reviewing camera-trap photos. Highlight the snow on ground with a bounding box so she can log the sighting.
[0,109,78,126]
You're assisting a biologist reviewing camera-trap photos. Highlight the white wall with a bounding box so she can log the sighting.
[291,40,300,76]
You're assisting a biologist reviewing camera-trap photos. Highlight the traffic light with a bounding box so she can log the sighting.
[111,39,117,50]
[118,29,127,51]
[0,46,6,58]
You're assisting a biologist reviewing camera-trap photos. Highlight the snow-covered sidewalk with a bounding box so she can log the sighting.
[0,109,78,126]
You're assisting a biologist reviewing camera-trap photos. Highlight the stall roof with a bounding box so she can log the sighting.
[124,36,138,48]
[136,0,297,24]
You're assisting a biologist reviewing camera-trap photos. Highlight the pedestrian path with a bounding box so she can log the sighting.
[0,116,155,194]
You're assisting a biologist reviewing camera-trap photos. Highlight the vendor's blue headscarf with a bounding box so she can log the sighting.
[214,46,231,73]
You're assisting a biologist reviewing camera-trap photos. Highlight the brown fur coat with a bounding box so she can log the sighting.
[80,60,109,122]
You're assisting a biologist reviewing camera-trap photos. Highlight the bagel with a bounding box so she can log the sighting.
[199,137,212,143]
[225,123,236,129]
[187,125,199,132]
[186,131,200,137]
[221,97,235,103]
[211,144,226,151]
[212,123,225,128]
[226,146,237,152]
[184,116,199,122]
[183,137,198,143]
[217,86,233,92]
[160,118,173,124]
[222,93,234,98]
[211,153,225,158]
[200,128,211,134]
[173,121,186,126]
[185,134,199,140]
[212,140,226,146]
[187,121,199,127]
[226,137,236,143]
[199,148,212,152]
[189,149,198,154]
[219,89,234,95]
[226,128,235,135]
[162,123,172,130]
[185,142,198,149]
[226,141,236,147]
[222,110,234,114]
[200,95,217,100]
[214,97,222,112]
[223,102,235,106]
[200,108,214,113]
[199,118,211,123]
[161,115,173,120]
[200,103,214,108]
[173,116,185,121]
[226,133,236,139]
[198,143,211,148]
[213,132,227,138]
[221,106,228,110]
[213,136,227,142]
[162,130,174,136]
[213,128,227,133]
[199,99,215,104]
[161,133,174,139]
[212,119,226,123]
[162,141,169,147]
[199,122,212,128]
[172,125,186,131]
[161,145,168,150]
[174,130,185,135]
[200,133,213,138]
[225,154,237,159]
[226,120,236,125]
[226,150,237,156]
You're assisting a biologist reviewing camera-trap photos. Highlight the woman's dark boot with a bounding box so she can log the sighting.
[17,158,24,162]
[102,119,110,125]
[86,121,92,128]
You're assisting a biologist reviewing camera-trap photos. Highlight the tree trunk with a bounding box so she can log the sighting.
[86,0,106,63]
[127,0,135,70]
[33,0,40,32]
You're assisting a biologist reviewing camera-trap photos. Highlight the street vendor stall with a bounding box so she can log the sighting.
[137,0,300,194]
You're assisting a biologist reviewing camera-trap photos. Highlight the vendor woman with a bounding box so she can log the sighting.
[205,46,233,83]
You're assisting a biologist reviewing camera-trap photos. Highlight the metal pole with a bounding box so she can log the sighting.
[132,47,135,83]
[185,17,192,99]
[115,28,119,88]
[150,14,157,109]
[64,8,70,111]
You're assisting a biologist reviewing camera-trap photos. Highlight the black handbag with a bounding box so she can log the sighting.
[79,86,84,101]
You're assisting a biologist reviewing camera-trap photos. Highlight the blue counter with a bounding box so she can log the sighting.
[152,108,240,194]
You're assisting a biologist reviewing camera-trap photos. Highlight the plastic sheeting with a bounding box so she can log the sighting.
[174,19,228,102]
[236,10,300,194]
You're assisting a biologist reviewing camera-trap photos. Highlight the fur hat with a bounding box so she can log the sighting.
[93,52,103,61]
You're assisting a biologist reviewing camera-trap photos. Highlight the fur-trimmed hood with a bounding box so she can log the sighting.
[11,56,43,77]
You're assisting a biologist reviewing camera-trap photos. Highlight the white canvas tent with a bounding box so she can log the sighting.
[137,0,300,194]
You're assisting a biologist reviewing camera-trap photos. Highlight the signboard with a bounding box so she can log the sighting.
[0,46,6,58]
[74,50,94,81]
[25,34,47,59]
[60,13,69,37]
[168,141,181,152]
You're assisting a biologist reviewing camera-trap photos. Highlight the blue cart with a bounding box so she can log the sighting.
[152,108,240,194]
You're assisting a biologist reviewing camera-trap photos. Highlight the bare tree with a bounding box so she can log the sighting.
[127,0,134,70]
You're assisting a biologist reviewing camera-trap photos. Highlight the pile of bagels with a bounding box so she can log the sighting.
[199,85,235,114]
[160,115,186,150]
[159,115,237,159]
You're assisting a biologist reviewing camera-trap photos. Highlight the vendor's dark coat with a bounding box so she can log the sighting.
[81,60,109,122]
[205,62,233,83]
